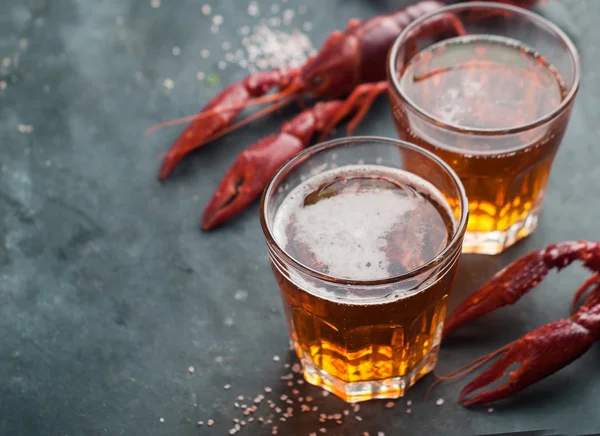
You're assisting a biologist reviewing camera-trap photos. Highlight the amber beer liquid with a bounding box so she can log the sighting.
[260,138,468,403]
[388,3,580,255]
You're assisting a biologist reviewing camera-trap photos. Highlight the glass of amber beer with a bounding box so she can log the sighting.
[260,136,468,402]
[387,2,580,255]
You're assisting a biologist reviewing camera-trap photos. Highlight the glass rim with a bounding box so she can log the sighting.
[387,1,581,136]
[259,135,469,286]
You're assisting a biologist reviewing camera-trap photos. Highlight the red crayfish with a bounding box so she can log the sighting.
[437,241,600,406]
[148,0,539,230]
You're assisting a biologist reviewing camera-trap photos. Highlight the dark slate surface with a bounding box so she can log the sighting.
[1,0,599,435]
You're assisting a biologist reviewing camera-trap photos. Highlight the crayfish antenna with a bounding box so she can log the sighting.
[571,273,600,314]
[424,346,509,403]
[146,83,302,136]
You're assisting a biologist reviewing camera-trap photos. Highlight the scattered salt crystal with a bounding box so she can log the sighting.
[163,78,174,90]
[188,366,195,374]
[17,124,33,134]
[283,9,295,23]
[196,72,205,81]
[353,404,360,412]
[319,429,326,434]
[406,400,412,406]
[303,22,313,32]
[201,49,210,58]
[224,384,231,390]
[273,355,280,362]
[224,316,234,326]
[322,391,329,397]
[201,4,211,15]
[197,421,204,426]
[248,2,259,16]
[406,408,412,414]
[378,433,385,436]
[172,46,181,56]
[159,417,164,423]
[436,398,445,406]
[385,401,395,409]
[264,387,272,393]
[355,416,363,421]
[151,0,160,8]
[0,81,8,90]
[488,408,495,413]
[213,15,223,25]
[237,395,244,401]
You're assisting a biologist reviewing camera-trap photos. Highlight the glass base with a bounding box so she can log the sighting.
[462,213,539,255]
[301,347,439,403]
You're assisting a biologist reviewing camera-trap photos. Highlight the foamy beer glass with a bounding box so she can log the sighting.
[260,137,468,402]
[388,2,580,255]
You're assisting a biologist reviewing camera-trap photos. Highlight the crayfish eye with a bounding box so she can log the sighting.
[311,76,323,87]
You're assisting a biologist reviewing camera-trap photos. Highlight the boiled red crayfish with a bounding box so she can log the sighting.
[148,0,539,230]
[438,241,600,407]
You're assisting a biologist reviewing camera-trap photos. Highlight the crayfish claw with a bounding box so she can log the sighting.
[457,319,595,407]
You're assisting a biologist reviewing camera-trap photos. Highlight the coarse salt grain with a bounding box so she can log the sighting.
[213,15,223,25]
[188,366,195,374]
[406,400,412,406]
[385,401,395,409]
[201,49,210,58]
[159,417,164,423]
[172,46,181,56]
[248,2,259,16]
[17,124,33,133]
[322,391,329,397]
[163,79,174,89]
[273,355,280,361]
[355,416,363,421]
[264,387,272,393]
[201,4,211,15]
[208,419,215,426]
[488,408,495,413]
[151,0,160,8]
[224,384,231,390]
[436,398,445,406]
[406,408,412,414]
